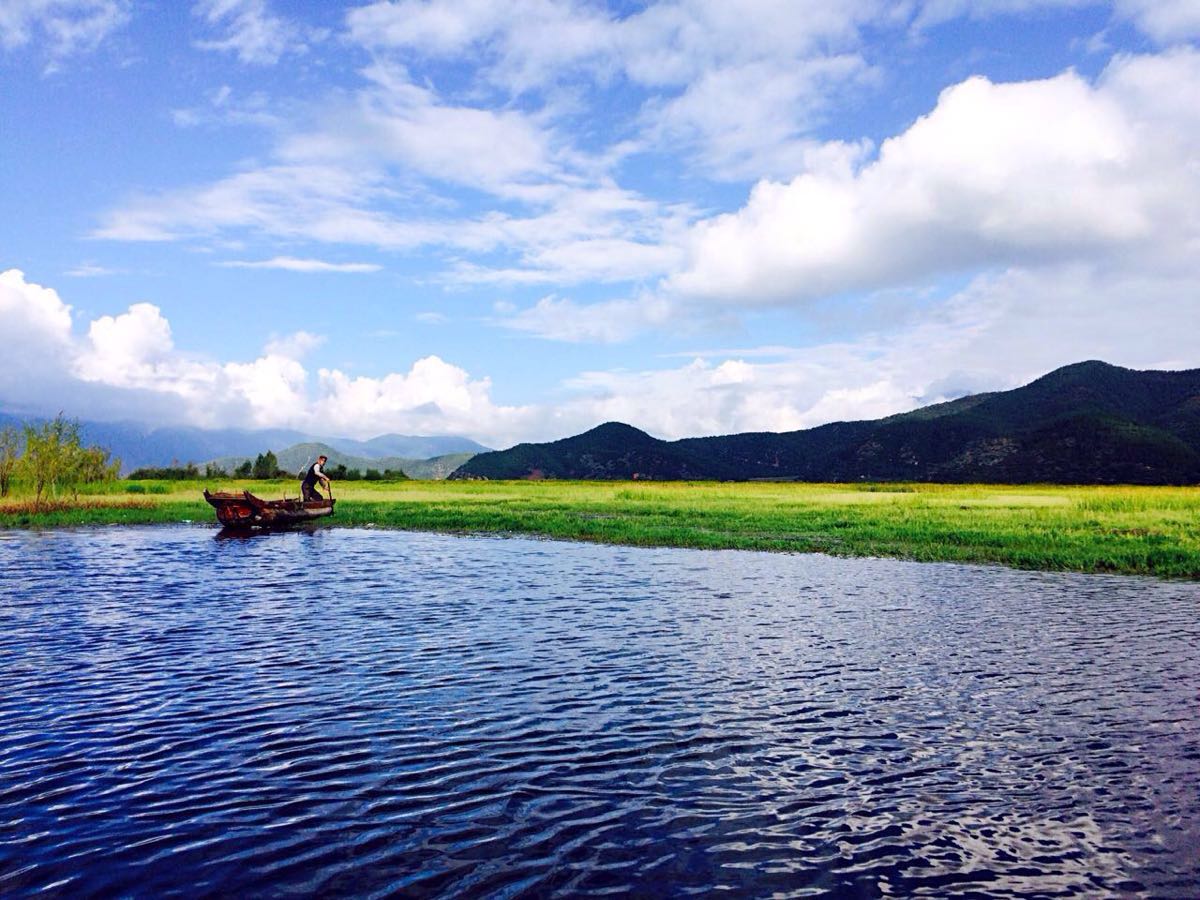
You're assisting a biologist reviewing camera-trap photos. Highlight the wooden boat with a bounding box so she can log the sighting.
[203,489,335,529]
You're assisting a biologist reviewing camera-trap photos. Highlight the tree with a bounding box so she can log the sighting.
[0,426,19,497]
[252,451,278,480]
[71,445,120,498]
[20,415,82,507]
[234,460,253,478]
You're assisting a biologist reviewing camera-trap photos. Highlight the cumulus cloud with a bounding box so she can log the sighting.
[311,356,536,442]
[667,50,1200,305]
[96,1,897,287]
[0,268,535,443]
[77,302,174,384]
[0,268,74,373]
[549,262,1200,440]
[2,265,1197,447]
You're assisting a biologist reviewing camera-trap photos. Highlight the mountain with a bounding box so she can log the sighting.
[454,422,736,482]
[209,442,477,481]
[451,361,1200,484]
[0,414,487,475]
[321,434,489,459]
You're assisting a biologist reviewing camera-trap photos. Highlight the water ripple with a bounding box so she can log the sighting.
[0,527,1197,897]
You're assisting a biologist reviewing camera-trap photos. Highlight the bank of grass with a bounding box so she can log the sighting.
[1,479,1198,577]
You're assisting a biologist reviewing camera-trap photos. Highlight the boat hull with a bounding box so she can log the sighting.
[203,490,335,529]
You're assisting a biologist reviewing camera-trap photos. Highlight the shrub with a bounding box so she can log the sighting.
[127,464,200,480]
[0,426,18,498]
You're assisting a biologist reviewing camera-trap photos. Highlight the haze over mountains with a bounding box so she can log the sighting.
[0,413,489,475]
[211,443,476,481]
[451,362,1200,484]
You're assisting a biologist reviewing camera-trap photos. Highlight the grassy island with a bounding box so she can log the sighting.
[2,479,1198,578]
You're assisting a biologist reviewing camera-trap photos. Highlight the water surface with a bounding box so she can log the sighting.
[1,527,1197,897]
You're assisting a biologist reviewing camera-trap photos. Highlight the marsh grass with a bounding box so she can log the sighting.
[2,479,1197,577]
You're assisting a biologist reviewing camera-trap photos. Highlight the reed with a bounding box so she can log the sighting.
[2,479,1197,577]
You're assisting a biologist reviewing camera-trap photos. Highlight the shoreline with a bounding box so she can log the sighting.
[2,480,1197,578]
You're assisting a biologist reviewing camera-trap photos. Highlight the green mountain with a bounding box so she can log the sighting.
[451,361,1200,484]
[212,442,476,480]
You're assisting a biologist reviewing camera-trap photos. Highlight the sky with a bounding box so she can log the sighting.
[2,0,1199,449]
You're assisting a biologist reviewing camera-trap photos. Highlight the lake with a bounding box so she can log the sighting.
[1,527,1197,897]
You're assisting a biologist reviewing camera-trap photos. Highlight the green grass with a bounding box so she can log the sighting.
[2,479,1199,578]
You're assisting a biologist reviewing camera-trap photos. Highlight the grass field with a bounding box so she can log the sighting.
[2,479,1198,577]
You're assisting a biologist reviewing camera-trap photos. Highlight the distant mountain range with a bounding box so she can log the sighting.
[211,442,476,481]
[0,414,488,476]
[451,361,1200,484]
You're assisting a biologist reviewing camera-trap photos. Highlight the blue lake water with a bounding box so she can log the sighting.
[0,526,1197,897]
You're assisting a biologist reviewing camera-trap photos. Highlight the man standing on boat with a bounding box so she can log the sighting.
[301,455,331,502]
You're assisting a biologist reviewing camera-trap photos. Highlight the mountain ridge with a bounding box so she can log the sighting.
[451,361,1200,484]
[0,413,488,474]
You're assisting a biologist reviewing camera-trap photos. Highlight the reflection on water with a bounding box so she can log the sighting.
[0,527,1197,897]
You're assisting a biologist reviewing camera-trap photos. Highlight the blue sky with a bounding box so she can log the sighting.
[2,1,1198,447]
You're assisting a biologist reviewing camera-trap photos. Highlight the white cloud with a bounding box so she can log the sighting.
[914,0,1200,41]
[278,66,556,195]
[1116,0,1200,41]
[171,85,282,129]
[64,262,119,277]
[311,356,536,442]
[455,236,685,287]
[94,163,434,245]
[911,0,1092,30]
[219,256,382,273]
[0,268,535,443]
[346,0,882,88]
[344,0,888,178]
[263,331,323,359]
[97,61,690,287]
[77,302,174,385]
[2,264,1198,447]
[498,293,678,343]
[548,262,1200,440]
[642,55,874,181]
[346,0,515,56]
[0,0,129,60]
[667,50,1200,306]
[0,268,75,370]
[193,0,309,65]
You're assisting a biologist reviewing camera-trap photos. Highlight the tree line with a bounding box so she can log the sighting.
[0,415,120,506]
[128,452,409,481]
